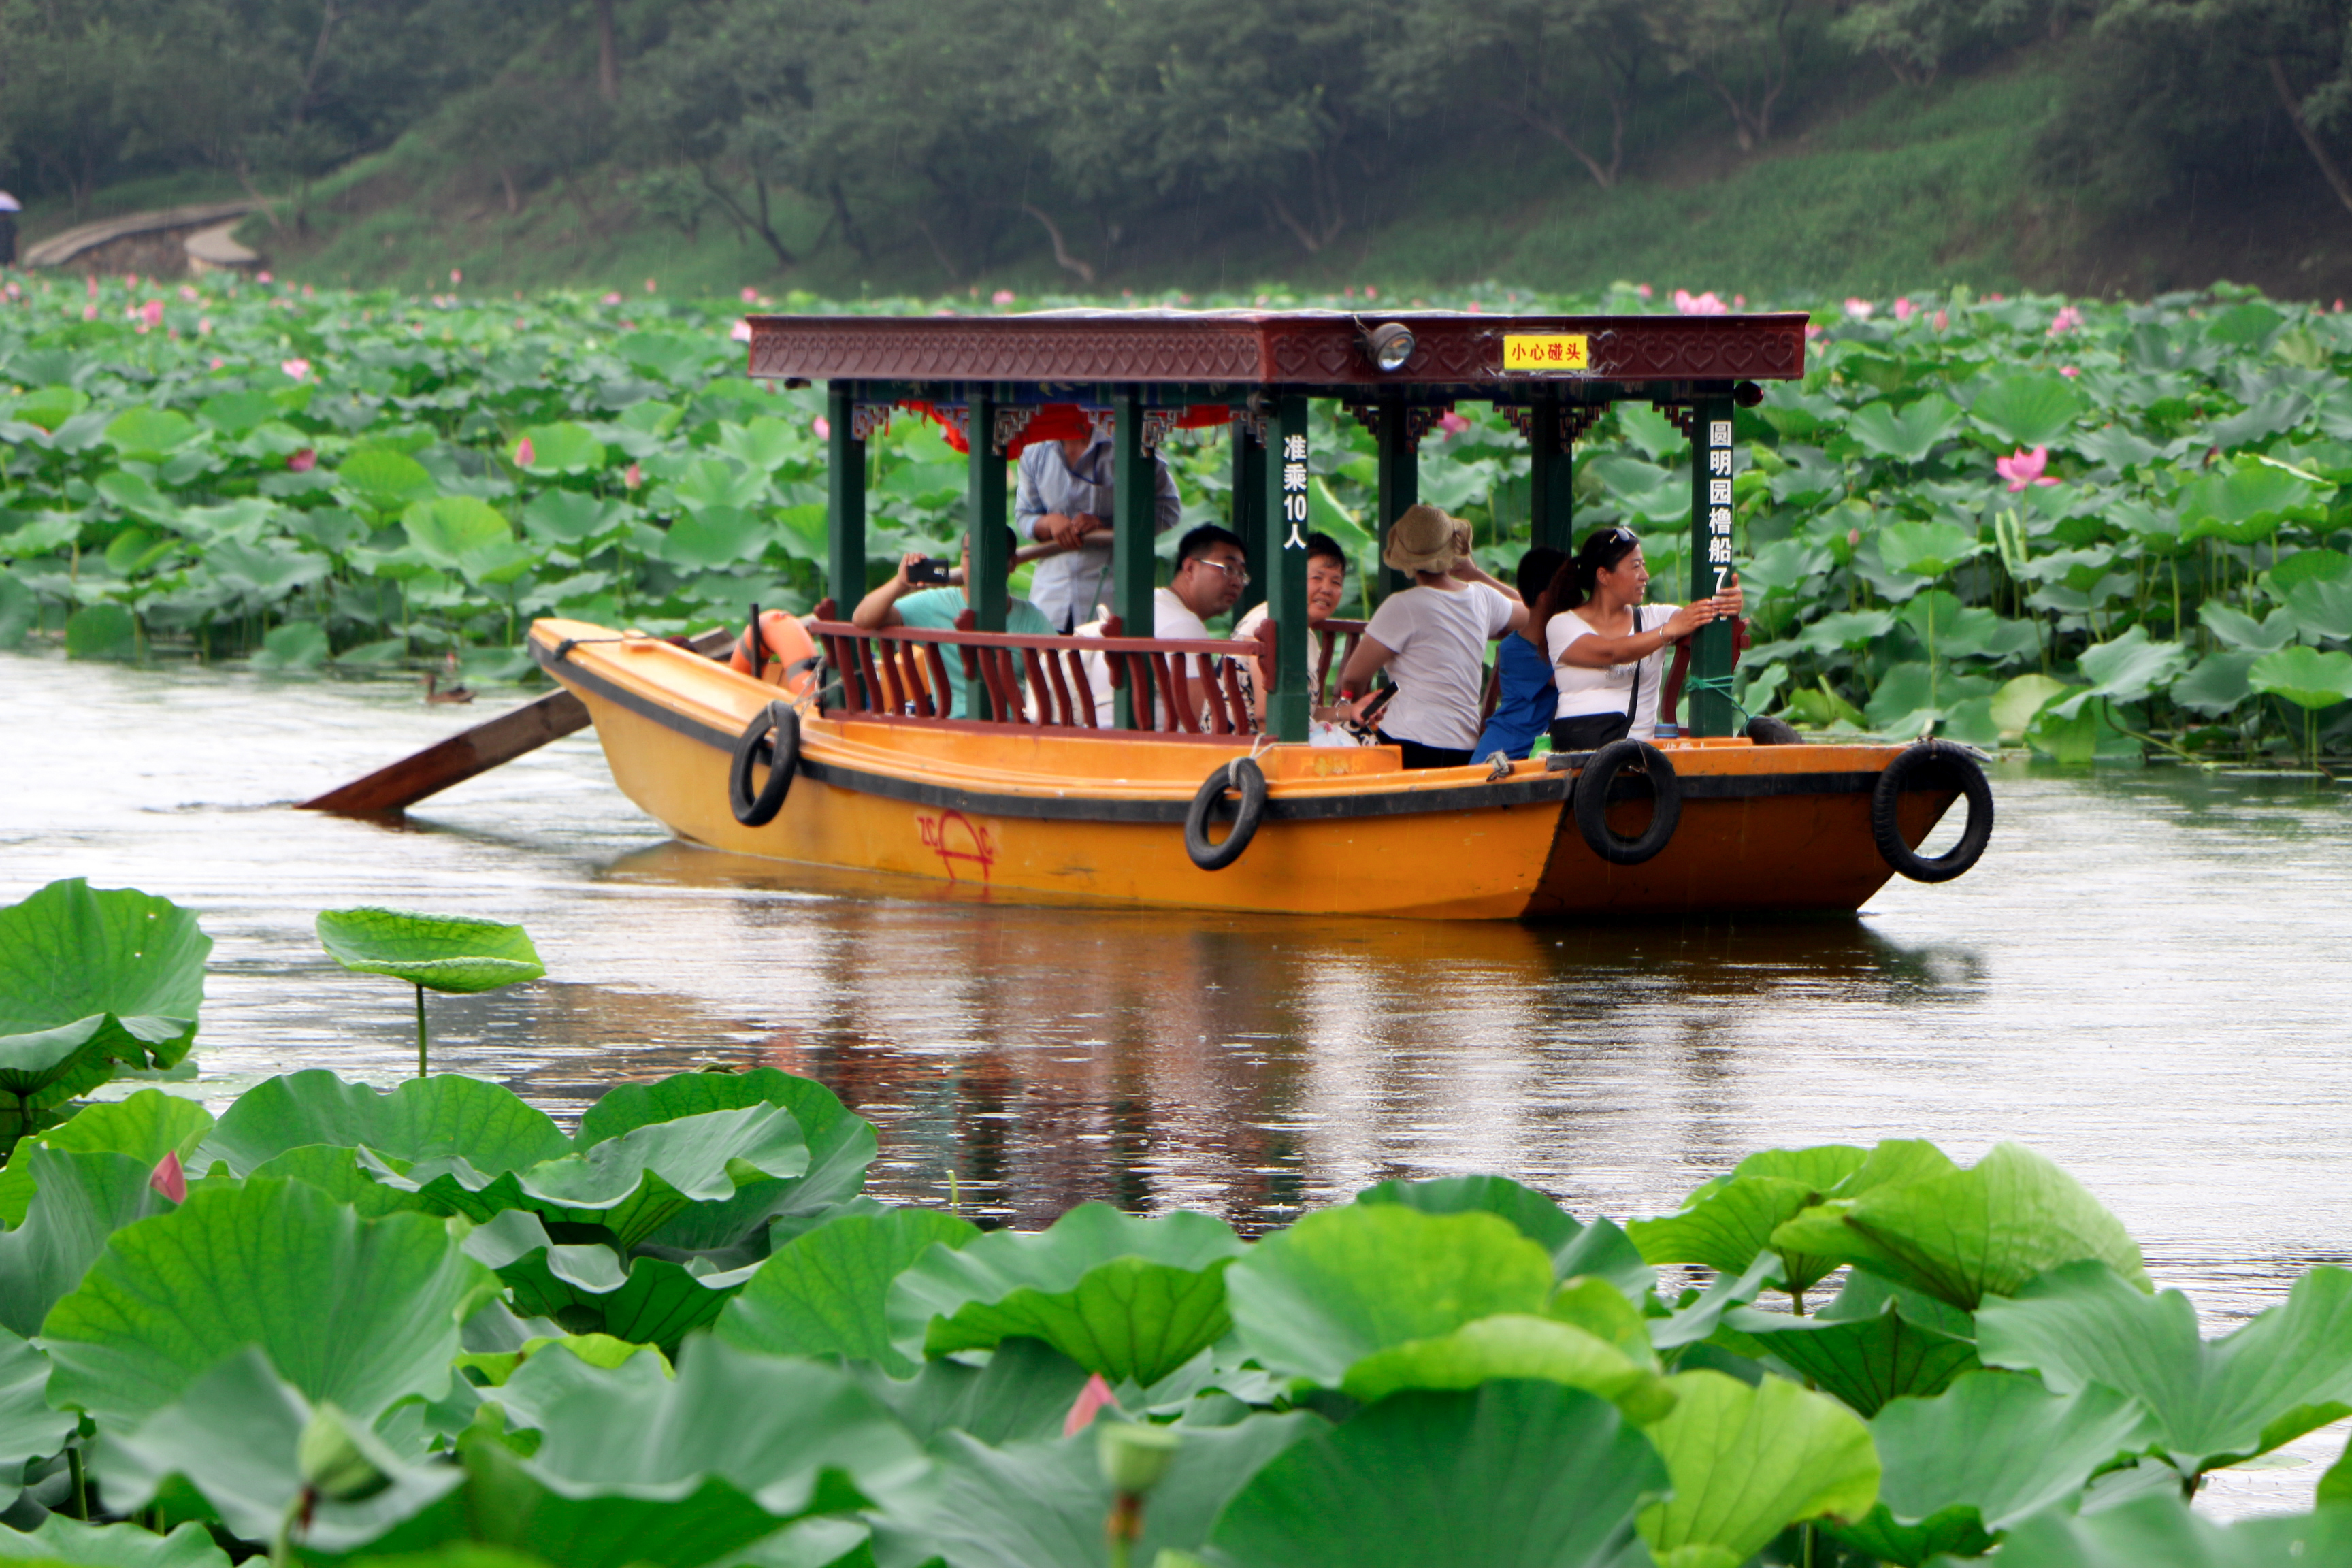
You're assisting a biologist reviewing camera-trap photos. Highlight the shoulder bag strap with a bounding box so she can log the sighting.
[1624,607,1646,725]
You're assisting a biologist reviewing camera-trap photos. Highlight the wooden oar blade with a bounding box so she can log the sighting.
[299,689,591,815]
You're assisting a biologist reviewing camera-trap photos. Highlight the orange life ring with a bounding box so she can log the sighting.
[729,610,820,700]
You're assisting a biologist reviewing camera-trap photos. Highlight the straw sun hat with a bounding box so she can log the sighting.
[1382,503,1473,575]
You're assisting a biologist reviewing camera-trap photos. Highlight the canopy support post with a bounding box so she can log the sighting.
[1264,393,1312,742]
[1231,413,1267,619]
[1375,402,1417,600]
[1688,395,1738,737]
[1113,388,1156,729]
[968,390,1009,635]
[826,382,866,612]
[1530,393,1575,553]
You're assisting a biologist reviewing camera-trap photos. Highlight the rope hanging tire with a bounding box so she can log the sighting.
[1872,739,1993,883]
[1184,757,1267,871]
[1573,739,1682,865]
[729,700,800,827]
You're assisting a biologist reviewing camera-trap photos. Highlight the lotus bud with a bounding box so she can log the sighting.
[297,1403,396,1503]
[1096,1420,1181,1497]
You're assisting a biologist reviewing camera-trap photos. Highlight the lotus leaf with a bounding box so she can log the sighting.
[193,391,279,437]
[1971,375,2084,448]
[2172,651,2263,717]
[2323,1437,2351,1505]
[197,1069,569,1177]
[95,1348,461,1549]
[1635,1143,1944,1300]
[1339,1313,1675,1420]
[2283,577,2352,642]
[42,1176,498,1424]
[339,448,438,511]
[714,419,808,472]
[855,1334,1097,1446]
[1797,609,1898,653]
[1720,1269,1979,1416]
[0,879,210,1114]
[0,1147,180,1336]
[1646,1250,1782,1352]
[402,498,514,574]
[12,387,89,431]
[0,1516,232,1568]
[718,1207,977,1375]
[0,1327,76,1508]
[95,471,180,525]
[0,1090,212,1226]
[2177,459,2332,544]
[659,506,767,568]
[2077,627,2193,704]
[63,603,139,659]
[1768,1141,2146,1310]
[1352,1174,1650,1295]
[2200,602,2298,653]
[1876,519,1984,578]
[516,423,605,475]
[0,574,34,649]
[619,331,721,385]
[455,1209,747,1348]
[1847,396,1961,463]
[1207,1381,1666,1568]
[2248,647,2352,710]
[315,909,546,994]
[1976,1259,2352,1473]
[1225,1205,1554,1386]
[102,408,201,462]
[872,1411,1318,1568]
[1636,1369,1880,1568]
[888,1203,1243,1384]
[2271,546,2352,592]
[1984,1488,2352,1567]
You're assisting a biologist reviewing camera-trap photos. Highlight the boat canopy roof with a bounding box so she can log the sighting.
[746,308,1807,417]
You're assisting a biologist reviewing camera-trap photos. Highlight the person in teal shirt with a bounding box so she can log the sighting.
[850,527,1056,719]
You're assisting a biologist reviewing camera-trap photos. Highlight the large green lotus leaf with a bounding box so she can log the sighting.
[853,1335,1096,1446]
[1648,1252,1782,1354]
[1820,1371,2157,1566]
[485,1335,928,1518]
[463,1209,757,1350]
[103,408,201,462]
[1720,1268,1979,1418]
[873,1411,1318,1568]
[0,879,210,1108]
[1207,1381,1666,1568]
[1548,1275,1661,1369]
[1971,374,2084,448]
[1976,1260,2352,1472]
[242,1144,439,1218]
[1877,519,1984,578]
[717,1207,977,1375]
[315,909,544,995]
[1351,1175,1653,1296]
[1225,1206,1554,1387]
[1636,1370,1880,1568]
[2322,1434,2352,1506]
[95,1347,461,1550]
[516,423,606,476]
[2249,646,2352,711]
[660,507,766,569]
[1848,396,1961,462]
[42,1176,497,1424]
[1339,1313,1675,1422]
[2283,577,2352,644]
[372,1102,808,1250]
[2078,627,2194,704]
[0,1326,76,1507]
[889,1203,1244,1385]
[0,1091,211,1226]
[0,1148,178,1336]
[2178,459,2333,544]
[582,1070,877,1250]
[402,498,514,574]
[1768,1141,2146,1311]
[1982,1488,2352,1567]
[1629,1176,1823,1285]
[196,1070,569,1177]
[338,448,438,511]
[0,1515,233,1568]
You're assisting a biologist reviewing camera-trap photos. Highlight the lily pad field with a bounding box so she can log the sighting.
[1,876,2350,1568]
[6,274,2352,760]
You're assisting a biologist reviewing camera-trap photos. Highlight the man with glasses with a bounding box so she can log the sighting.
[1081,525,1251,726]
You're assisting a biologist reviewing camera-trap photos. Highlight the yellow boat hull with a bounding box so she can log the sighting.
[531,620,1951,921]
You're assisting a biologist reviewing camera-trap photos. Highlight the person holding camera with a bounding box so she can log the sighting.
[851,527,1055,719]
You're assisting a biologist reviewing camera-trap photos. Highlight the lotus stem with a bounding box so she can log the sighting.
[67,1445,86,1520]
[414,982,428,1079]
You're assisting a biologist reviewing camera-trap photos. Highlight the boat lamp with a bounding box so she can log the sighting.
[1363,322,1416,373]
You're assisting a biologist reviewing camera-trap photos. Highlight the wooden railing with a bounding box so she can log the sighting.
[809,619,1269,736]
[1313,619,1367,706]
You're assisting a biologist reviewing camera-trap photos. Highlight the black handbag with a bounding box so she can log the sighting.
[1548,607,1646,753]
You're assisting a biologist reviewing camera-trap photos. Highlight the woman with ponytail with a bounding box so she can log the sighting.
[1546,527,1742,751]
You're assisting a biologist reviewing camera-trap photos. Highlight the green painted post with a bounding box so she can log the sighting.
[1529,395,1576,554]
[1263,394,1312,742]
[1113,389,1158,728]
[1688,396,1738,737]
[967,391,1009,634]
[826,382,866,612]
[1231,414,1267,619]
[1375,403,1416,599]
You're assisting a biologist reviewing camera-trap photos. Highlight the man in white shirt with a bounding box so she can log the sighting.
[1085,525,1250,727]
[1016,431,1183,632]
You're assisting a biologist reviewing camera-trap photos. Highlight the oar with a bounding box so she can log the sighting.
[299,628,735,816]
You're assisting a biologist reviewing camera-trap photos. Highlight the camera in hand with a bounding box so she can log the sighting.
[906,557,952,586]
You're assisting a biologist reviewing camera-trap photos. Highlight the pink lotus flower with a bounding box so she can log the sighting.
[742,287,760,303]
[1063,1374,1118,1437]
[1437,410,1471,436]
[1365,285,1379,300]
[1987,291,2004,301]
[2047,305,2084,337]
[179,285,199,303]
[1635,283,1654,299]
[287,448,317,472]
[625,462,643,488]
[1804,322,1823,338]
[813,416,831,440]
[992,289,1015,306]
[282,357,311,381]
[141,299,164,327]
[1933,308,1948,331]
[515,436,536,467]
[149,1152,186,1204]
[602,291,623,305]
[2059,365,2080,378]
[1465,301,1482,313]
[1848,528,1862,547]
[124,274,139,289]
[210,357,225,370]
[1844,297,1875,321]
[1893,298,1916,322]
[302,284,314,297]
[1675,289,1728,315]
[80,303,97,321]
[86,276,98,297]
[644,277,658,293]
[1734,293,1747,307]
[450,269,462,285]
[134,324,149,336]
[198,318,211,336]
[731,318,753,342]
[1996,446,2059,491]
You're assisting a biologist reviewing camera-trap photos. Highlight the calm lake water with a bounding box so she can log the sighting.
[5,648,2349,1513]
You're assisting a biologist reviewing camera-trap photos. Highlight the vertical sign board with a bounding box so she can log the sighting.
[1688,398,1738,737]
[1260,394,1312,741]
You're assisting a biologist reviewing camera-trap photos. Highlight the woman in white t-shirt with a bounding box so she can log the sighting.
[1548,526,1742,751]
[1328,504,1526,769]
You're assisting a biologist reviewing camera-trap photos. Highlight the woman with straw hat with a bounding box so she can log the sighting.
[1328,504,1526,769]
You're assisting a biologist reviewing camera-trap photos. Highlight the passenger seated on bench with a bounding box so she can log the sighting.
[1548,526,1742,750]
[1233,531,1346,723]
[851,527,1054,719]
[1471,544,1569,763]
[1076,524,1252,728]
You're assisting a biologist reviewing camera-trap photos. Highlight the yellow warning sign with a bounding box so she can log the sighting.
[1501,334,1590,372]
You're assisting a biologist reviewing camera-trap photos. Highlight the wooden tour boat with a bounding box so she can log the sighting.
[529,308,1993,919]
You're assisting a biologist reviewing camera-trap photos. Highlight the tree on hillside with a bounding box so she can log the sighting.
[1645,0,1820,149]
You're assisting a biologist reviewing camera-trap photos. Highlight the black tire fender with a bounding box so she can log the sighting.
[1573,739,1682,866]
[729,700,800,827]
[1746,715,1803,745]
[1872,739,1993,883]
[1185,757,1267,872]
